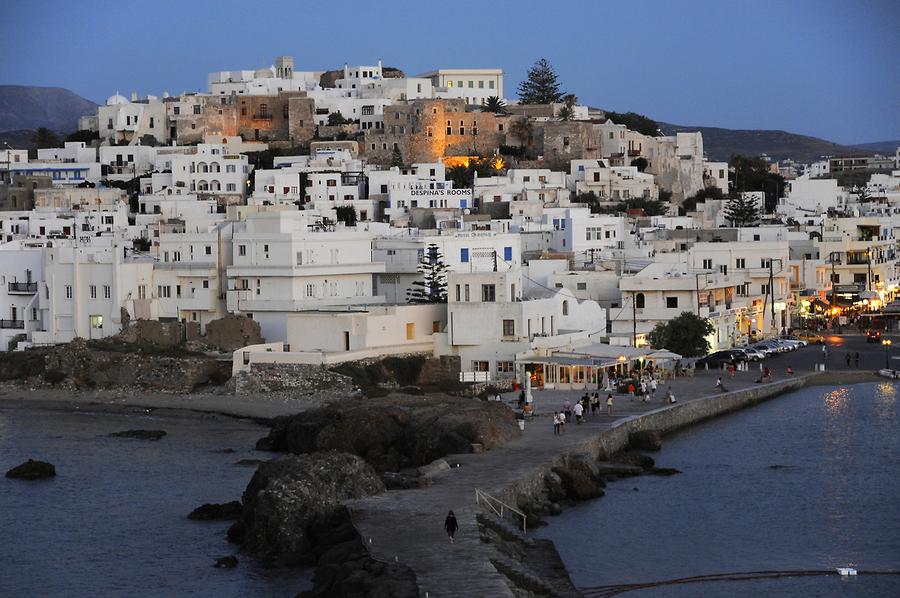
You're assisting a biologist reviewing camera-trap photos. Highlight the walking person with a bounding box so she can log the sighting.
[591,393,600,415]
[606,393,614,415]
[716,376,727,392]
[574,400,584,424]
[650,377,658,400]
[553,412,561,436]
[558,410,567,433]
[666,386,676,404]
[444,510,459,543]
[854,351,860,368]
[564,399,572,421]
[846,353,851,368]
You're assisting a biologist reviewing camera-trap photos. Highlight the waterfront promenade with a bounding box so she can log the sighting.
[347,342,882,598]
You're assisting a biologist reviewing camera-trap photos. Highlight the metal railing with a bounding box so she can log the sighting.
[8,282,37,293]
[0,319,24,329]
[475,488,527,533]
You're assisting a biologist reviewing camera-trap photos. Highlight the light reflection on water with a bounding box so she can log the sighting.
[535,382,900,597]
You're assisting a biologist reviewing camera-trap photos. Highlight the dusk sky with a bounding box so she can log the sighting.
[3,0,897,145]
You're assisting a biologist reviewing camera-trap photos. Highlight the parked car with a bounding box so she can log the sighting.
[777,339,803,351]
[696,350,745,368]
[780,334,809,347]
[741,347,767,361]
[753,341,784,355]
[866,329,882,343]
[793,330,825,344]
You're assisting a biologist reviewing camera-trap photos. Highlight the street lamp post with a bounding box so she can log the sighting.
[883,339,892,370]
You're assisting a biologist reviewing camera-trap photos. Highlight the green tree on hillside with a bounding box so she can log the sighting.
[729,154,786,212]
[517,58,565,104]
[603,111,660,137]
[31,127,60,149]
[723,193,760,227]
[327,112,349,126]
[647,312,714,357]
[407,244,449,304]
[391,146,404,168]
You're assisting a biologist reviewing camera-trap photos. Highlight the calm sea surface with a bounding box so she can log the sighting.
[535,382,900,597]
[0,407,310,597]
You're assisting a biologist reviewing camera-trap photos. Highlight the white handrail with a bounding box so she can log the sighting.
[475,488,527,533]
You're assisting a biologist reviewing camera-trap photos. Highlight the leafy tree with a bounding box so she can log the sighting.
[448,165,473,188]
[682,186,724,211]
[66,129,99,143]
[407,244,448,304]
[517,58,565,104]
[647,311,714,358]
[481,96,508,114]
[630,157,648,172]
[723,193,760,227]
[31,127,60,149]
[390,146,404,168]
[327,111,349,126]
[729,154,785,212]
[603,111,660,137]
[619,197,668,216]
[335,205,357,227]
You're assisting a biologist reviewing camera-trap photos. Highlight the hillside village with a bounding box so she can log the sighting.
[1,55,899,390]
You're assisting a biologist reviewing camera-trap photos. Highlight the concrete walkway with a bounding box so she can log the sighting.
[347,365,820,598]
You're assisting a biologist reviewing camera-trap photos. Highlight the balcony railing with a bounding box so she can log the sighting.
[8,282,37,293]
[0,319,24,329]
[628,149,641,157]
[252,113,273,120]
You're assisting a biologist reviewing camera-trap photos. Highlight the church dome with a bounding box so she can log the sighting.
[106,93,128,105]
[254,66,275,78]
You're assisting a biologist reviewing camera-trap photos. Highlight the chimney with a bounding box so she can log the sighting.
[343,63,349,79]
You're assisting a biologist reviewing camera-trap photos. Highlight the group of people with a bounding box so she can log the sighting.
[844,351,861,368]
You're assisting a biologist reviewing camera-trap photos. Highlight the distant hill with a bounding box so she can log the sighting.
[657,122,867,163]
[0,85,97,134]
[848,140,899,155]
[0,129,40,149]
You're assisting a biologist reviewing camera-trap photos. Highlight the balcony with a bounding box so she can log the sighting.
[8,282,37,294]
[0,319,24,329]
[252,113,273,120]
[628,149,641,157]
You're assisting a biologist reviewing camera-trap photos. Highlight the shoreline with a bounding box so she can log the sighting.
[346,370,884,597]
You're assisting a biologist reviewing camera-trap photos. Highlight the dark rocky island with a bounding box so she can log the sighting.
[5,459,56,480]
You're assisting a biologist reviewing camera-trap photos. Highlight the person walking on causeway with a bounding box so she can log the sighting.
[444,510,459,543]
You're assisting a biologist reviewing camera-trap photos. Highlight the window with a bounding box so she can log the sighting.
[173,106,180,115]
[472,360,489,372]
[427,127,433,137]
[481,284,496,302]
[635,293,646,308]
[202,280,209,289]
[460,248,469,263]
[204,245,212,255]
[306,283,315,297]
[90,285,97,299]
[503,246,512,261]
[90,315,103,329]
[296,251,303,265]
[497,361,514,373]
[761,283,770,294]
[737,284,749,296]
[65,285,73,299]
[666,296,678,308]
[193,104,201,115]
[702,258,713,269]
[406,322,415,340]
[853,273,867,284]
[502,319,515,336]
[104,285,111,299]
[138,285,146,300]
[761,258,771,268]
[753,234,761,241]
[239,245,246,256]
[464,284,470,302]
[736,258,746,269]
[562,300,569,315]
[577,282,587,290]
[226,183,236,192]
[455,285,461,301]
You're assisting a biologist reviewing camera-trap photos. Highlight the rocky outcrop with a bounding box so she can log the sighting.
[213,555,238,569]
[108,429,167,440]
[256,395,519,471]
[189,501,242,521]
[234,451,385,563]
[5,459,56,480]
[0,338,230,393]
[629,430,663,451]
[611,450,655,469]
[299,507,418,597]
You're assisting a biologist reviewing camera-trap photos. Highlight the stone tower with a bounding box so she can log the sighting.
[275,55,294,79]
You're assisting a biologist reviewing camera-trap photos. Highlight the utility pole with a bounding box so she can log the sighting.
[695,273,702,317]
[631,290,637,348]
[867,249,872,292]
[769,259,776,334]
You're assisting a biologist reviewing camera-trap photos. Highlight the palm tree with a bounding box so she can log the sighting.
[509,118,534,147]
[481,96,507,114]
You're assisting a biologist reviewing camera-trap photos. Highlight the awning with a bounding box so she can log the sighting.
[647,349,682,362]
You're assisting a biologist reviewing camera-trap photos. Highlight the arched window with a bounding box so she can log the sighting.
[197,180,209,191]
[636,293,645,309]
[209,180,221,191]
[210,162,220,173]
[562,300,569,316]
[198,162,208,173]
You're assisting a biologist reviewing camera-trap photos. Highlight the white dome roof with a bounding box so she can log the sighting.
[254,66,275,78]
[106,93,128,105]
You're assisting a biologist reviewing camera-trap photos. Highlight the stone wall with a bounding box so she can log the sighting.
[204,314,263,351]
[233,362,355,396]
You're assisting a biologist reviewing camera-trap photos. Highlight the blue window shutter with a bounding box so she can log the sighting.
[460,248,469,263]
[460,199,467,209]
[503,246,512,261]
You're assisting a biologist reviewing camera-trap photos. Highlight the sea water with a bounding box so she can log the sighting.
[0,406,310,597]
[535,382,900,597]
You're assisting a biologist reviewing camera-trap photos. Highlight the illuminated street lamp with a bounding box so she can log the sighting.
[883,338,892,369]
